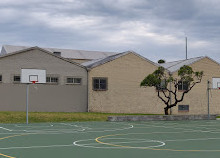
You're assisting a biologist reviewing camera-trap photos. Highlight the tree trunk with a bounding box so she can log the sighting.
[164,107,169,115]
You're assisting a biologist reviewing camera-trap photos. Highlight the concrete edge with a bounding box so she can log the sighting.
[108,115,218,121]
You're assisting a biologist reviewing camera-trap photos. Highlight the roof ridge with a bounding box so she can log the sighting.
[2,44,117,54]
[164,56,205,69]
[164,56,204,64]
[0,46,86,69]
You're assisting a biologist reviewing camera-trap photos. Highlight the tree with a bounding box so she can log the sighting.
[140,65,203,115]
[158,59,165,64]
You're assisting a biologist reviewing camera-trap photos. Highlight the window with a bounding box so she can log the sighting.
[93,78,107,90]
[13,75,20,83]
[178,81,189,90]
[66,77,82,85]
[156,79,167,91]
[0,75,2,82]
[178,105,189,112]
[46,76,59,84]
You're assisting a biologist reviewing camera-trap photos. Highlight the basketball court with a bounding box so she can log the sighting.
[0,120,220,158]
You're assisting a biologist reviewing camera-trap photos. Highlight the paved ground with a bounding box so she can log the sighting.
[0,120,220,158]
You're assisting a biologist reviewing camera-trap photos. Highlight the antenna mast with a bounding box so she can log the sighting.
[186,36,188,59]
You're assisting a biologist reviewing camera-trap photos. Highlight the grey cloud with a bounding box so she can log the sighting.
[0,0,220,63]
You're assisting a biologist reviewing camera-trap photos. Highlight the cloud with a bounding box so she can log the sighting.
[0,0,220,62]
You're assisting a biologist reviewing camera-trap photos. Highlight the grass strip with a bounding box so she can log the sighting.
[0,111,161,123]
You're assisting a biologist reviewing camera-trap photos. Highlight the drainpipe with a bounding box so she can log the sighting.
[207,80,210,120]
[87,69,89,112]
[169,72,172,115]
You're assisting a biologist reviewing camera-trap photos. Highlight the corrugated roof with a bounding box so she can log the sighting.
[160,56,205,73]
[1,45,119,60]
[82,51,159,69]
[0,46,86,69]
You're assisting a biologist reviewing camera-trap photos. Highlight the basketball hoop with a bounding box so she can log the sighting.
[32,81,37,84]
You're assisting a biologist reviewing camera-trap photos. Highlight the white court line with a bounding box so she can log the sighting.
[73,138,165,149]
[0,127,12,131]
[0,144,73,150]
[60,123,91,129]
[164,137,220,142]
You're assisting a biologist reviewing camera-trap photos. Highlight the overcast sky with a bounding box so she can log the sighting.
[0,0,220,62]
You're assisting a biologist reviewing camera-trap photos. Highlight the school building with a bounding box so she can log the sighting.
[0,45,220,115]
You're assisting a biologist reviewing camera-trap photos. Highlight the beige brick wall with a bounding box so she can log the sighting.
[170,57,220,115]
[89,56,220,115]
[88,53,165,114]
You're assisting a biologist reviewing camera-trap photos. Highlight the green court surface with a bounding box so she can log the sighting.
[0,120,220,158]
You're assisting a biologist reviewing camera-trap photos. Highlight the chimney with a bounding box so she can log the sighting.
[53,51,61,56]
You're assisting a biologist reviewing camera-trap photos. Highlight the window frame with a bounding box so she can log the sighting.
[92,77,108,91]
[178,105,189,112]
[65,76,82,85]
[46,75,59,84]
[178,80,189,91]
[156,79,167,91]
[13,75,21,83]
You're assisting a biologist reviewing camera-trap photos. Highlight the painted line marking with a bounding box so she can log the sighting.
[0,134,28,158]
[0,127,12,132]
[95,133,220,152]
[0,144,73,150]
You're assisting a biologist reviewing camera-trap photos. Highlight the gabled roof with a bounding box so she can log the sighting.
[1,45,119,60]
[82,51,159,69]
[160,56,220,73]
[0,46,86,69]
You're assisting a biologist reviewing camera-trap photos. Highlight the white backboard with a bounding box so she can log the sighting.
[212,78,220,89]
[21,69,46,83]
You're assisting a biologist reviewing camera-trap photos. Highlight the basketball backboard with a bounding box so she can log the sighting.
[212,78,220,89]
[21,69,46,84]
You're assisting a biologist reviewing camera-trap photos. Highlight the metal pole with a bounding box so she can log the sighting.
[26,84,29,124]
[186,37,187,59]
[169,81,172,115]
[207,80,210,120]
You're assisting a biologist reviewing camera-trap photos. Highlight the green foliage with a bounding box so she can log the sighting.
[158,59,165,64]
[140,66,165,87]
[141,65,203,89]
[178,65,193,81]
[140,74,160,87]
[178,65,203,82]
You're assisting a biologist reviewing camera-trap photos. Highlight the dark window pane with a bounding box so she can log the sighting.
[46,77,50,82]
[0,75,2,82]
[100,79,106,84]
[178,81,183,90]
[183,81,189,90]
[100,83,106,89]
[94,79,99,84]
[74,78,81,84]
[14,76,20,82]
[94,83,100,89]
[51,77,58,83]
[67,78,73,83]
[178,105,189,111]
[93,78,107,90]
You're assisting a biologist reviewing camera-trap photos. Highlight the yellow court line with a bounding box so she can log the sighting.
[0,153,15,158]
[0,134,28,158]
[95,134,220,152]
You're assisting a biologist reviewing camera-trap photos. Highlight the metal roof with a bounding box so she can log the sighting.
[0,46,86,69]
[160,56,205,73]
[82,51,159,69]
[1,45,119,60]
